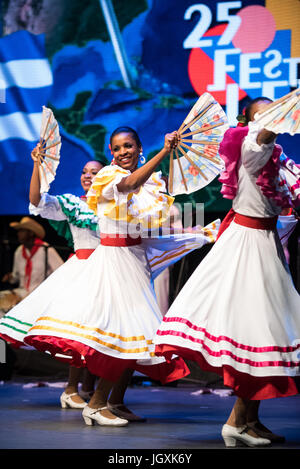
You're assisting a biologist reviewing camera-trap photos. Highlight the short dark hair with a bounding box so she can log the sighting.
[87,159,106,167]
[244,97,272,123]
[110,126,142,148]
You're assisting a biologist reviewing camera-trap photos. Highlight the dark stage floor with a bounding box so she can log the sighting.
[0,378,299,452]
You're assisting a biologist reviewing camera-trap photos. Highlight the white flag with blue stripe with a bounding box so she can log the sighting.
[0,30,53,214]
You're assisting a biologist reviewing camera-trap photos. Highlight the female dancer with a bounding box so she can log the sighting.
[154,98,300,447]
[22,126,191,426]
[0,153,103,408]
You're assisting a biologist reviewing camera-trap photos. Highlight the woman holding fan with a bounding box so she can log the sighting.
[0,150,103,409]
[154,96,300,447]
[23,126,192,426]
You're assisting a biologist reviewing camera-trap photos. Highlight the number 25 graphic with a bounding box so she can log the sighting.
[183,1,242,49]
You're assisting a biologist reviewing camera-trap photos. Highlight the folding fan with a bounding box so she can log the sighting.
[37,106,61,193]
[168,93,229,196]
[254,87,300,136]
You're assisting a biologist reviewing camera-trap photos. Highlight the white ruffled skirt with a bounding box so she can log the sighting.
[0,254,86,347]
[11,243,189,383]
[0,223,221,383]
[154,221,300,399]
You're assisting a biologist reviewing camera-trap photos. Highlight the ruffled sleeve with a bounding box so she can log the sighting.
[219,123,291,208]
[47,194,99,247]
[87,166,174,228]
[29,193,67,221]
[87,165,130,217]
[219,126,249,199]
[29,193,99,248]
[55,194,99,231]
[30,193,98,230]
[29,193,74,247]
[128,171,174,229]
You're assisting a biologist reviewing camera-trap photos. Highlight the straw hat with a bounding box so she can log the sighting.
[10,217,45,240]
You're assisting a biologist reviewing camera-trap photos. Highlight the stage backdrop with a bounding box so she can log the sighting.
[0,0,299,215]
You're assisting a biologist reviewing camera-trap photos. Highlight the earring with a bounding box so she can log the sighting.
[139,152,146,164]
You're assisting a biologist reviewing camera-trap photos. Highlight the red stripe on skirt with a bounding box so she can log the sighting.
[155,344,300,400]
[156,211,299,399]
[25,334,190,384]
[160,316,299,354]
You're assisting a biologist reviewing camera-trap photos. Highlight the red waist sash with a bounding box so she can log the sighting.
[100,233,142,247]
[234,213,278,230]
[216,208,278,240]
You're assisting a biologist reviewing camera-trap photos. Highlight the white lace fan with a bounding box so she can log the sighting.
[254,87,300,136]
[168,92,229,196]
[37,106,61,193]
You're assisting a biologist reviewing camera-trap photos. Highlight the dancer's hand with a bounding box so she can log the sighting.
[29,143,42,206]
[31,143,41,163]
[257,128,277,145]
[164,131,179,153]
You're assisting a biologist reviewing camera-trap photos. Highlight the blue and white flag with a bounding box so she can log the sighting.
[0,31,53,214]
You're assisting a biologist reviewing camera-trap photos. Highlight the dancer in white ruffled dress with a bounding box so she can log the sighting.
[0,127,220,425]
[19,127,192,426]
[154,98,300,447]
[0,153,103,409]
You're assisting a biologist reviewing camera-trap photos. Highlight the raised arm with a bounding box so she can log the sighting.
[29,144,42,206]
[242,122,278,174]
[116,132,178,193]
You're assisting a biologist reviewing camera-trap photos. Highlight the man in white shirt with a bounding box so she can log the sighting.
[1,217,63,313]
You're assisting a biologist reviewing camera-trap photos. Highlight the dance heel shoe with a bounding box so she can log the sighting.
[60,392,87,409]
[82,405,128,426]
[247,421,285,443]
[221,424,271,447]
[107,403,147,422]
